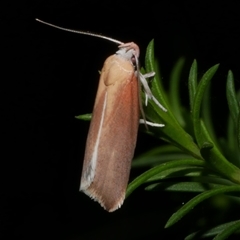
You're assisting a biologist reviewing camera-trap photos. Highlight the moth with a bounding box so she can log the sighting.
[36,19,167,212]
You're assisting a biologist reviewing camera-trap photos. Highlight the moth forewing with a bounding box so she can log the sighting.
[80,53,139,212]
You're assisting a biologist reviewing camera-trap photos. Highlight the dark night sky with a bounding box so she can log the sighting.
[2,1,240,239]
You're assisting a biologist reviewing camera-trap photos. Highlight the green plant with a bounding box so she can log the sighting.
[127,40,240,239]
[77,40,240,239]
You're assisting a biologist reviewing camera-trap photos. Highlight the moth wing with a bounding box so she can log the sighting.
[80,55,139,212]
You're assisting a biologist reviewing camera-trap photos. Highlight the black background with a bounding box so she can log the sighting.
[2,1,240,239]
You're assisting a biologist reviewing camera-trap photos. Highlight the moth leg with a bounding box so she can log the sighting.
[139,119,165,127]
[139,72,167,112]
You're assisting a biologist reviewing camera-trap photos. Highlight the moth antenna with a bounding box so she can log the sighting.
[35,19,124,45]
